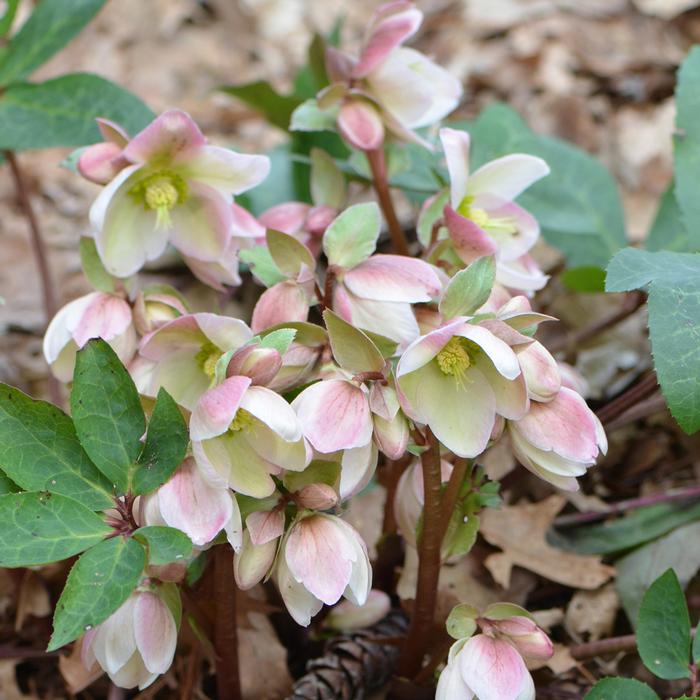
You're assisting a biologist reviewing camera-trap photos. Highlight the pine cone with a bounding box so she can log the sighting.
[286,610,409,700]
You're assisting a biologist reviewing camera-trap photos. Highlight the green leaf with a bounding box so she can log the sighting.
[637,568,692,680]
[0,0,107,85]
[283,460,340,492]
[71,339,146,493]
[48,536,145,651]
[240,246,286,288]
[694,626,700,665]
[132,388,187,496]
[417,189,449,247]
[323,202,380,269]
[323,309,385,374]
[134,526,192,566]
[584,678,659,700]
[79,237,115,294]
[290,99,338,132]
[446,604,478,640]
[0,492,111,567]
[266,229,315,278]
[548,501,700,555]
[674,47,700,244]
[0,0,20,38]
[606,247,700,433]
[646,183,694,253]
[259,328,297,354]
[219,80,301,131]
[310,147,345,208]
[439,256,496,319]
[561,266,606,293]
[616,520,700,626]
[0,384,113,510]
[0,473,18,494]
[0,73,154,151]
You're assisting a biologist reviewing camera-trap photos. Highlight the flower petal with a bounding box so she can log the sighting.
[474,358,529,420]
[468,154,550,202]
[396,317,467,378]
[343,254,442,303]
[133,592,177,674]
[190,376,252,441]
[247,509,285,546]
[78,141,127,185]
[440,127,471,208]
[251,281,309,333]
[123,110,205,164]
[457,323,522,380]
[235,531,277,589]
[71,293,133,348]
[93,597,137,676]
[516,340,561,402]
[339,441,379,500]
[258,201,310,235]
[293,379,373,453]
[275,550,323,626]
[444,206,498,265]
[240,385,303,442]
[337,99,385,151]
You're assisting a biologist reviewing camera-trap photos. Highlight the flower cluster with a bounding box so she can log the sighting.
[42,2,607,693]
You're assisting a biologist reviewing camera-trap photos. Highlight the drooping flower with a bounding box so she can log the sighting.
[326,589,391,631]
[508,387,607,490]
[136,312,252,410]
[81,589,179,690]
[190,375,310,498]
[438,127,550,292]
[396,317,528,457]
[43,291,136,382]
[88,110,270,277]
[437,603,553,700]
[276,513,371,626]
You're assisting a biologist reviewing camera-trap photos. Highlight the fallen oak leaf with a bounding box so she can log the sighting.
[480,495,615,589]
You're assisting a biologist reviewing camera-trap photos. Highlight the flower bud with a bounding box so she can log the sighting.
[227,344,282,386]
[132,289,187,336]
[295,483,339,510]
[234,531,277,590]
[326,590,391,631]
[306,205,337,236]
[516,340,561,403]
[337,98,385,151]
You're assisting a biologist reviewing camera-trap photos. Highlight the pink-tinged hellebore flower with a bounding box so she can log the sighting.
[89,110,270,277]
[440,127,550,291]
[77,118,130,185]
[276,514,371,626]
[437,604,553,700]
[138,457,241,548]
[322,2,461,147]
[190,375,309,498]
[259,201,336,255]
[326,589,391,631]
[81,590,178,690]
[508,387,607,490]
[43,291,136,382]
[396,318,528,458]
[137,312,252,410]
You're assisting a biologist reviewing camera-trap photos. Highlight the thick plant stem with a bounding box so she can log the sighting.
[437,458,471,543]
[366,148,410,256]
[5,150,61,405]
[396,428,443,677]
[214,545,241,700]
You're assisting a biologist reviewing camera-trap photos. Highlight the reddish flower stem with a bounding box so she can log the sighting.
[596,372,659,425]
[366,148,410,256]
[396,428,443,678]
[214,545,241,700]
[436,458,471,544]
[5,150,61,406]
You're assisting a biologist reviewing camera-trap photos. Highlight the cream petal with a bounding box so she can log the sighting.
[133,592,177,674]
[440,127,471,208]
[468,154,550,202]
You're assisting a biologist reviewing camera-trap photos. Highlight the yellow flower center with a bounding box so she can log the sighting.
[229,408,255,433]
[130,170,188,228]
[436,337,477,385]
[195,341,222,378]
[457,196,517,236]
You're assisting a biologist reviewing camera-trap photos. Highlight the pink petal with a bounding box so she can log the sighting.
[445,206,498,265]
[440,127,471,208]
[285,515,356,605]
[468,154,550,201]
[475,198,540,261]
[158,458,234,546]
[373,411,409,459]
[337,99,385,151]
[96,118,129,146]
[259,202,311,235]
[78,141,128,184]
[139,314,204,361]
[71,293,133,348]
[459,635,529,700]
[190,376,252,441]
[496,255,549,292]
[514,387,601,462]
[44,293,98,364]
[133,592,177,674]
[293,379,373,453]
[123,109,206,164]
[516,341,561,402]
[251,282,309,333]
[353,4,422,78]
[232,202,266,241]
[183,242,241,291]
[326,48,355,82]
[247,509,285,546]
[168,181,233,262]
[227,345,282,386]
[275,551,324,626]
[344,254,442,303]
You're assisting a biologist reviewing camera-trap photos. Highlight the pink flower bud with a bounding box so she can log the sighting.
[227,345,283,386]
[306,205,337,236]
[326,590,391,631]
[295,483,339,510]
[132,289,187,336]
[516,340,561,403]
[234,531,278,590]
[337,99,385,151]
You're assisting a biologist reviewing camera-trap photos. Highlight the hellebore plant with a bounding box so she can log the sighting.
[0,3,620,699]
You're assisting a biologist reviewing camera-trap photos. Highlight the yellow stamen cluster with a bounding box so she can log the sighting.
[229,408,255,433]
[130,170,188,228]
[457,196,517,236]
[436,337,474,384]
[195,341,222,378]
